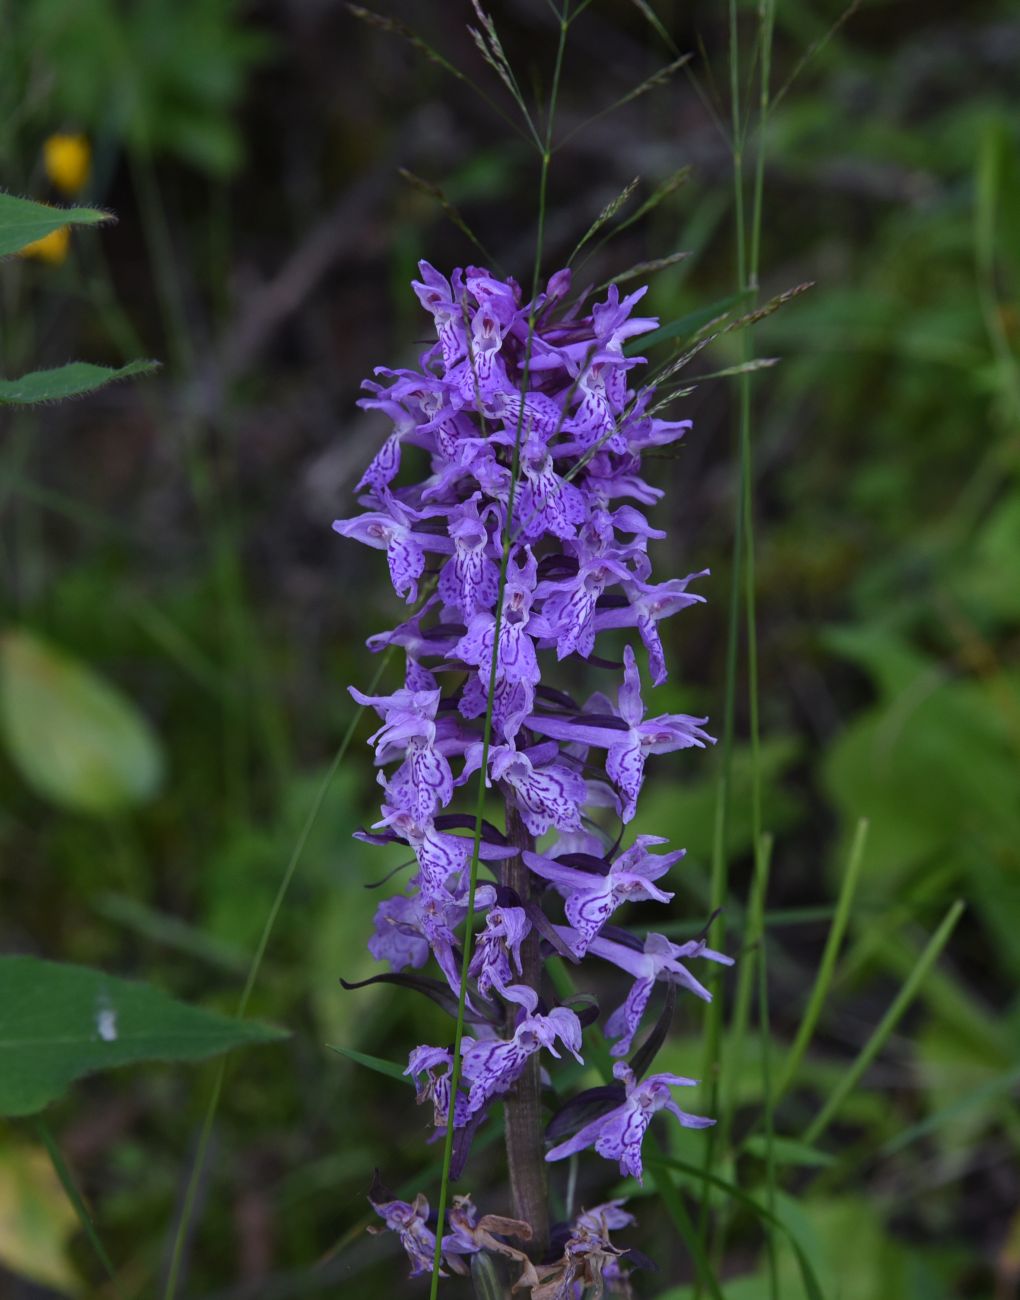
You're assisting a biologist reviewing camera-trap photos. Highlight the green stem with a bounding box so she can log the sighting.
[699,0,775,1284]
[695,0,750,1261]
[36,1118,124,1298]
[776,818,868,1097]
[501,801,548,1254]
[428,11,570,1288]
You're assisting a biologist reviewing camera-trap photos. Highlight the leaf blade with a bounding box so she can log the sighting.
[0,360,159,406]
[0,192,112,258]
[0,629,165,814]
[327,1042,411,1084]
[0,957,286,1118]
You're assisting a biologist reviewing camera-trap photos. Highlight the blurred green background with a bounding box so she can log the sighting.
[1,1,1018,1296]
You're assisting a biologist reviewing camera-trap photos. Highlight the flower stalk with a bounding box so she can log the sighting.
[500,798,548,1257]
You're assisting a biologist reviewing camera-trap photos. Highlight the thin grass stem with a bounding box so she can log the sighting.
[714,832,772,1169]
[36,1118,124,1298]
[694,0,751,1268]
[699,1,775,1284]
[755,834,778,1295]
[801,899,966,1148]
[428,8,571,1285]
[776,818,869,1098]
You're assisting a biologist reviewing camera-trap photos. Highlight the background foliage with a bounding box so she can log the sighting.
[1,0,1017,1296]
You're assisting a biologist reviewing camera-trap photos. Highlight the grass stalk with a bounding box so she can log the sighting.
[698,1,776,1286]
[427,8,571,1287]
[755,833,779,1295]
[710,833,775,1282]
[697,0,774,1267]
[776,818,868,1098]
[36,1118,124,1299]
[801,899,966,1148]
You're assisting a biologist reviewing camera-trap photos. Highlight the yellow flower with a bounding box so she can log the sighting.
[43,133,91,196]
[19,227,70,264]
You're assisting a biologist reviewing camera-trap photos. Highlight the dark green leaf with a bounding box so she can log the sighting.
[626,292,749,353]
[0,957,286,1118]
[340,971,498,1024]
[546,1084,624,1143]
[327,1043,411,1084]
[0,360,159,406]
[630,980,676,1081]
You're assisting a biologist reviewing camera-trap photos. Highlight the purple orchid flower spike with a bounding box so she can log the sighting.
[348,679,455,820]
[406,1045,471,1130]
[453,546,540,687]
[368,894,431,971]
[536,532,638,662]
[459,740,587,838]
[439,1196,535,1281]
[411,261,468,370]
[437,494,501,617]
[530,1196,637,1297]
[369,885,496,1001]
[336,259,728,1269]
[546,1062,713,1182]
[575,1199,635,1235]
[514,429,587,541]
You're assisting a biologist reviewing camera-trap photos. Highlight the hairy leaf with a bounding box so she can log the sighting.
[0,360,158,406]
[0,191,111,257]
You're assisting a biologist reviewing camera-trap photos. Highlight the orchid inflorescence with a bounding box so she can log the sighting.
[336,259,731,1291]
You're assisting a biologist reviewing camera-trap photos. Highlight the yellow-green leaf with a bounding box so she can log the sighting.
[0,629,164,814]
[0,1139,80,1295]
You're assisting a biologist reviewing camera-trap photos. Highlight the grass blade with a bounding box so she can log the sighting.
[35,1118,124,1298]
[801,899,966,1148]
[650,1156,726,1300]
[880,1061,1020,1157]
[647,1152,826,1300]
[777,818,869,1098]
[327,1044,412,1084]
